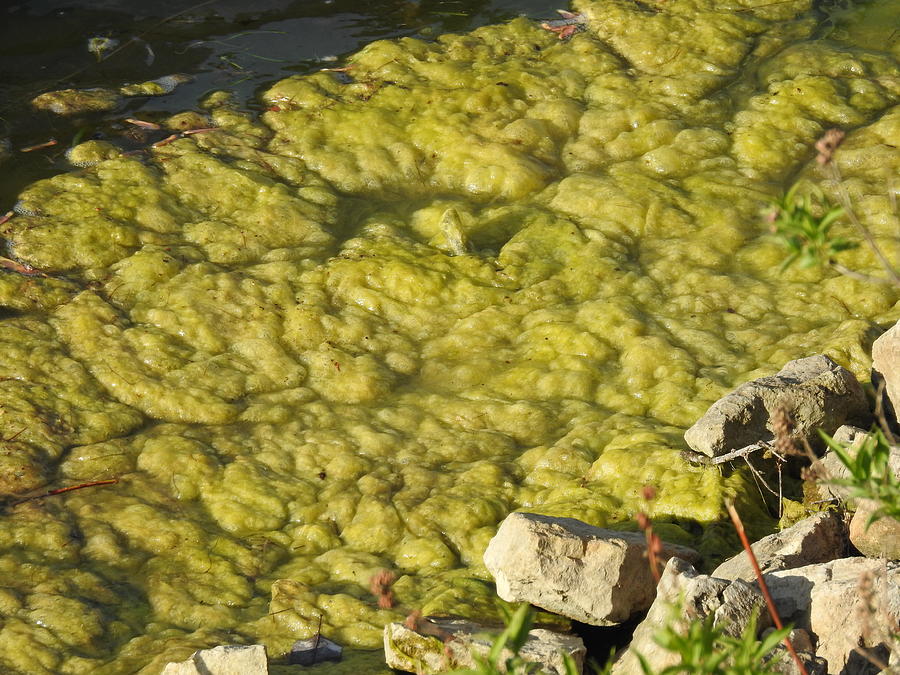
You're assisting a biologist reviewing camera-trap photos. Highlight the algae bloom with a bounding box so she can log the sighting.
[0,0,898,672]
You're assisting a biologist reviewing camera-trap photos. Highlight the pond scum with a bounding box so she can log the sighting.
[0,0,898,672]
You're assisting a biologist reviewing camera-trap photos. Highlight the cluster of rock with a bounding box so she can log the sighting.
[162,346,900,673]
[385,351,900,674]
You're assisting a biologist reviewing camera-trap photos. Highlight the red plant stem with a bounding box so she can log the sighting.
[11,479,118,507]
[726,502,809,675]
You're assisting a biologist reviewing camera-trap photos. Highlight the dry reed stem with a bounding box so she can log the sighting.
[726,501,810,675]
[9,479,118,508]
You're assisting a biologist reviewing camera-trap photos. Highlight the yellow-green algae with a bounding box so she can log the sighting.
[0,0,899,672]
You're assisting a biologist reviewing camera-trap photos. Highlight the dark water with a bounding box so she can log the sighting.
[0,0,553,207]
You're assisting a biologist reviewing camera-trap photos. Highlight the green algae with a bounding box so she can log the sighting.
[1,0,899,672]
[30,88,122,115]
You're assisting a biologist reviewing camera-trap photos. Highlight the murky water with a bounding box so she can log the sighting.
[0,0,551,206]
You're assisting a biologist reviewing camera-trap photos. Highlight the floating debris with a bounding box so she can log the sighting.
[125,118,161,130]
[288,636,343,666]
[120,74,193,97]
[19,138,58,153]
[87,36,119,61]
[0,256,45,277]
[152,134,180,148]
[540,10,587,40]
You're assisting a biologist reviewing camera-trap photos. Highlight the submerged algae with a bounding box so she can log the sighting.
[0,0,899,672]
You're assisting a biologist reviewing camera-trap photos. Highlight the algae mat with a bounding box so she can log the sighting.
[1,0,899,672]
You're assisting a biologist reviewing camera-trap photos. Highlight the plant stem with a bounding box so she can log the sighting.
[726,502,810,675]
[828,163,900,286]
[829,262,897,285]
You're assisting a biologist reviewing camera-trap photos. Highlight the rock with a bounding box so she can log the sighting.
[761,628,828,675]
[383,617,585,675]
[765,557,900,674]
[611,557,768,674]
[849,500,900,560]
[31,88,122,115]
[288,635,343,665]
[873,322,900,419]
[483,512,700,626]
[685,355,869,458]
[161,644,267,675]
[712,511,848,581]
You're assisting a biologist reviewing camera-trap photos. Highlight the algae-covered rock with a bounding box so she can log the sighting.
[31,87,122,115]
[65,140,122,167]
[161,644,268,674]
[384,618,584,675]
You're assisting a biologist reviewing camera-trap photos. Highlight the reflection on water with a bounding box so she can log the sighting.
[0,0,549,204]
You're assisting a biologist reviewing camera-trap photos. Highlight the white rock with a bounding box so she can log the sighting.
[383,618,585,675]
[483,512,699,626]
[611,557,767,674]
[765,557,900,674]
[873,321,900,419]
[849,500,900,561]
[713,511,848,581]
[161,644,268,675]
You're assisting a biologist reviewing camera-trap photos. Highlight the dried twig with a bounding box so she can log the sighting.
[9,479,118,508]
[827,160,900,286]
[637,486,663,583]
[0,256,46,277]
[125,118,161,130]
[20,139,58,153]
[683,442,774,466]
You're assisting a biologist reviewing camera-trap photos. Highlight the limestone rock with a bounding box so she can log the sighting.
[849,500,900,560]
[762,628,827,675]
[873,321,900,419]
[685,355,869,458]
[161,644,267,675]
[383,618,585,675]
[483,512,700,626]
[765,557,900,674]
[611,557,768,674]
[713,511,848,581]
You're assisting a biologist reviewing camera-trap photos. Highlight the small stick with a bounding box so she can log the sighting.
[0,211,14,226]
[125,118,161,130]
[312,614,323,665]
[683,442,772,466]
[828,162,900,286]
[0,257,46,277]
[20,139,58,153]
[152,134,179,148]
[181,127,220,135]
[726,502,809,675]
[9,479,118,507]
